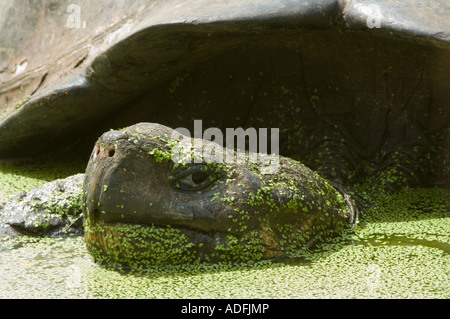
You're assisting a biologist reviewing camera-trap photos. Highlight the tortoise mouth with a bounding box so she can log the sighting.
[88,209,205,236]
[89,207,193,226]
[86,206,231,237]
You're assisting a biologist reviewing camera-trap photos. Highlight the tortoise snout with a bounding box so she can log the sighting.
[92,130,126,161]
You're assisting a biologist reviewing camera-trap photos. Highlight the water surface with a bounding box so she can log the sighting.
[0,160,448,298]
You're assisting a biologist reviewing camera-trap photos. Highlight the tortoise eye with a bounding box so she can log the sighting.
[171,165,218,191]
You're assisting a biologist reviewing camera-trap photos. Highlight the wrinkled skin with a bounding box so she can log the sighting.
[83,123,357,268]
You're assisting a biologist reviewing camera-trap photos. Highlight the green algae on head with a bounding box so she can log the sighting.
[83,123,357,269]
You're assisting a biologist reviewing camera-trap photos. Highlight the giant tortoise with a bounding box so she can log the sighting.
[0,0,449,268]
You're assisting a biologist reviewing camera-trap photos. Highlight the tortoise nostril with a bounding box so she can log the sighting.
[93,146,100,159]
[107,146,115,157]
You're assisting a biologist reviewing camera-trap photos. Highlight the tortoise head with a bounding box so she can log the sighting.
[83,122,355,268]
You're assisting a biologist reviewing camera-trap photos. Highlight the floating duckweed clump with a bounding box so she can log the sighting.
[214,232,266,263]
[351,187,450,246]
[1,222,448,298]
[366,187,450,223]
[84,222,200,269]
[85,221,273,268]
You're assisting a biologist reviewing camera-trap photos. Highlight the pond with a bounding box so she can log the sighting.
[0,158,448,299]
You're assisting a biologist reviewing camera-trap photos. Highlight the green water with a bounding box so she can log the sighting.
[0,159,449,298]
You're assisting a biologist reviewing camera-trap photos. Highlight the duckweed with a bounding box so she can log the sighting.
[0,156,85,203]
[0,154,449,298]
[84,222,200,269]
[1,187,448,299]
